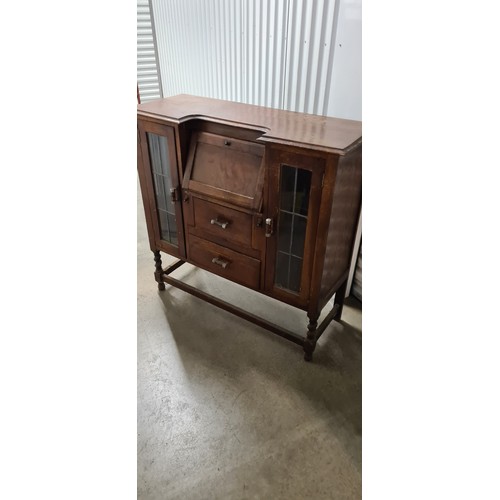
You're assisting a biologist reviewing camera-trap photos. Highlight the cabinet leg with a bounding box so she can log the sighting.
[333,278,348,322]
[153,250,165,291]
[303,312,319,362]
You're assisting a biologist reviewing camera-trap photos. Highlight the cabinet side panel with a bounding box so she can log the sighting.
[319,146,362,306]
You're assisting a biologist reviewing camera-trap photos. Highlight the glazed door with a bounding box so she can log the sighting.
[138,120,186,258]
[265,148,325,308]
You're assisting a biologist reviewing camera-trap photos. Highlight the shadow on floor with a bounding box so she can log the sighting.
[155,270,362,470]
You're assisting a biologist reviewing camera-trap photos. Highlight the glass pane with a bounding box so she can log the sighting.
[147,133,178,247]
[154,173,167,211]
[277,211,293,253]
[158,209,170,238]
[280,165,296,212]
[295,169,312,215]
[275,252,290,290]
[289,256,303,293]
[148,132,170,177]
[274,165,312,293]
[291,215,307,258]
[167,213,178,246]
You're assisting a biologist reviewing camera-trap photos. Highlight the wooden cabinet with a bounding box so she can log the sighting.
[137,120,186,259]
[137,95,362,361]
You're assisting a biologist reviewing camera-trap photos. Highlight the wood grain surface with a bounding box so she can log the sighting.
[138,94,361,155]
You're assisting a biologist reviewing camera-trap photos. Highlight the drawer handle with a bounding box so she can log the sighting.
[210,217,230,229]
[212,256,230,269]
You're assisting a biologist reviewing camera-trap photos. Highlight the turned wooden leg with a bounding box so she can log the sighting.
[333,278,348,321]
[303,312,320,362]
[153,250,165,291]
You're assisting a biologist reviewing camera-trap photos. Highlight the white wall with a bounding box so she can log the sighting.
[327,0,361,120]
[150,0,361,120]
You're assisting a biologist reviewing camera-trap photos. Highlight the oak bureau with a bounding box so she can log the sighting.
[137,94,361,361]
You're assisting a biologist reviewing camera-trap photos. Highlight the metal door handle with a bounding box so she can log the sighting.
[265,217,274,237]
[211,257,230,269]
[211,217,230,229]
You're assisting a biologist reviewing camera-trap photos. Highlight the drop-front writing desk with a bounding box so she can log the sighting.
[137,95,361,361]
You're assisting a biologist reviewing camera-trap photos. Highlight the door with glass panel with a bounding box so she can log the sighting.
[137,121,186,258]
[265,149,324,307]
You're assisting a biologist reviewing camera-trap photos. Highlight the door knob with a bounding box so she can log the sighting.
[265,217,274,237]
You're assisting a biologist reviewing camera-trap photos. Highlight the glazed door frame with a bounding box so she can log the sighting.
[264,147,325,309]
[137,119,186,259]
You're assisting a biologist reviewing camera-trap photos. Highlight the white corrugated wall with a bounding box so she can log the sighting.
[137,0,162,102]
[150,0,361,120]
[141,0,362,298]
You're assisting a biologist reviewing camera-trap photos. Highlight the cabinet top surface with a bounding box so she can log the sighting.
[137,94,361,154]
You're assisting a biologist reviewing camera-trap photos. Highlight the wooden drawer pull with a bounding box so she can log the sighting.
[210,217,230,229]
[211,256,230,269]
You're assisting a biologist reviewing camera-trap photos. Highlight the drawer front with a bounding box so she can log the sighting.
[188,234,260,289]
[192,197,253,248]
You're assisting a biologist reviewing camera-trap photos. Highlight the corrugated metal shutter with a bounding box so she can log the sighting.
[352,243,362,301]
[137,0,162,103]
[150,0,346,116]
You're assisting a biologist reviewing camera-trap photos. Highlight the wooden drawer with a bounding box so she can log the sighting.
[191,196,253,249]
[188,234,260,289]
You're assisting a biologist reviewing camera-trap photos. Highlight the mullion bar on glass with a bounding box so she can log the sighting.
[278,209,308,218]
[288,169,297,283]
[274,165,312,293]
[291,215,307,258]
[287,212,295,288]
[296,168,312,215]
[146,132,178,248]
[155,138,169,210]
[154,174,166,211]
[280,165,295,211]
[158,135,170,176]
[277,212,293,253]
[158,209,169,241]
[278,250,304,261]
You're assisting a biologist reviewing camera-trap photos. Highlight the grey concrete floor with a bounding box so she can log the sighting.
[138,184,362,499]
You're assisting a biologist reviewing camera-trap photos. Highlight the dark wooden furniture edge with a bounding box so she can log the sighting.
[160,259,342,356]
[318,270,350,312]
[137,112,359,156]
[316,304,341,341]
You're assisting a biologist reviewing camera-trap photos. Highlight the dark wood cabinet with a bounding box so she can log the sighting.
[138,95,362,361]
[137,120,186,259]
